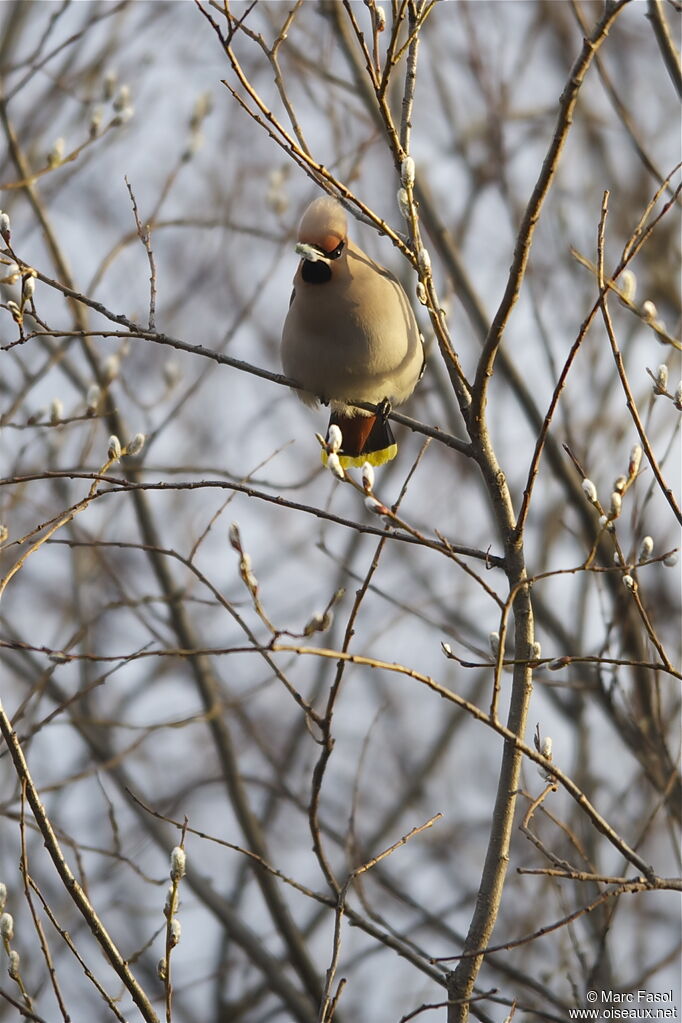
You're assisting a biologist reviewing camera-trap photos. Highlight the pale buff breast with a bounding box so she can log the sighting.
[282,239,423,409]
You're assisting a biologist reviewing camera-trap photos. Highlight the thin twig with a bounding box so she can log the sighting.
[647,0,682,97]
[124,177,157,330]
[596,192,681,526]
[470,0,631,425]
[0,704,160,1023]
[268,642,657,880]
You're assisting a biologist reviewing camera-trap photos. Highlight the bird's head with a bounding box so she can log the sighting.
[295,197,347,272]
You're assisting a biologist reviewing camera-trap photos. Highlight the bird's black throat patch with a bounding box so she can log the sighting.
[302,260,332,284]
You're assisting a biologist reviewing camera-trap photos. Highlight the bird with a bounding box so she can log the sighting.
[281,196,424,468]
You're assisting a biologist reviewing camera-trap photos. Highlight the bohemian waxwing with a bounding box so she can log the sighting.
[281,196,424,468]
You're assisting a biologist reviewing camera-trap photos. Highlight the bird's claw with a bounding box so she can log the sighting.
[377,397,392,420]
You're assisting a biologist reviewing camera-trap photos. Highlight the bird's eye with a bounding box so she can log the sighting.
[326,240,345,260]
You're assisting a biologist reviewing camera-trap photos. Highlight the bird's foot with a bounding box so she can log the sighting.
[377,397,392,421]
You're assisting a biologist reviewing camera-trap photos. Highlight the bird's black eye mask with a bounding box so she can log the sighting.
[324,240,345,260]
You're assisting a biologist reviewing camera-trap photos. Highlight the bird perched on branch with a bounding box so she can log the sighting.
[281,196,424,468]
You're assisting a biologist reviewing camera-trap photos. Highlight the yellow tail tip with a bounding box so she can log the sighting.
[321,444,397,469]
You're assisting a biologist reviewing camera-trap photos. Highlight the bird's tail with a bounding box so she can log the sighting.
[322,411,397,468]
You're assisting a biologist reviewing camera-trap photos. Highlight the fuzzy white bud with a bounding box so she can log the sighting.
[107,435,122,461]
[86,384,101,413]
[416,281,427,305]
[374,3,386,30]
[191,91,213,128]
[113,104,134,126]
[400,156,415,189]
[103,71,117,101]
[536,732,554,781]
[0,913,14,941]
[21,276,35,302]
[113,84,131,112]
[364,496,387,515]
[170,846,186,881]
[654,364,668,395]
[89,106,104,137]
[266,179,289,216]
[441,642,452,657]
[531,641,542,660]
[268,168,285,189]
[638,536,654,562]
[622,574,635,590]
[327,452,345,480]
[628,445,642,478]
[642,300,657,321]
[0,884,6,912]
[613,475,627,494]
[664,553,678,567]
[397,187,410,220]
[0,525,8,545]
[304,611,332,636]
[182,131,204,162]
[326,424,343,453]
[674,382,682,411]
[157,957,167,981]
[228,522,241,549]
[47,137,65,168]
[169,918,181,947]
[619,269,636,303]
[102,355,119,383]
[361,461,375,492]
[609,492,622,518]
[49,398,63,424]
[8,949,20,979]
[582,478,598,504]
[127,432,145,456]
[0,211,10,240]
[417,247,431,273]
[164,885,178,918]
[163,360,181,387]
